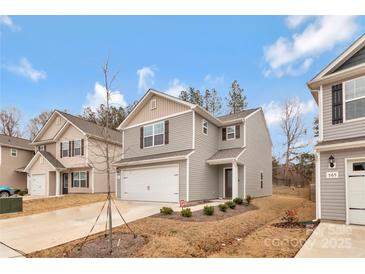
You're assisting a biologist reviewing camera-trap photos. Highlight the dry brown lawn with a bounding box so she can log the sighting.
[273,185,311,199]
[0,194,110,219]
[29,194,315,258]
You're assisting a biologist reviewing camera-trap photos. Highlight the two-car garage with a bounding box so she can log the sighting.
[119,165,180,203]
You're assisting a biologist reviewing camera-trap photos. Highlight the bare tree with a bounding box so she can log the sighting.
[0,107,22,137]
[280,99,308,186]
[27,111,52,140]
[203,88,222,116]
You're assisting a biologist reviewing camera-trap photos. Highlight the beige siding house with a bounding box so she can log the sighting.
[0,135,34,190]
[308,33,365,225]
[113,89,272,203]
[24,111,123,196]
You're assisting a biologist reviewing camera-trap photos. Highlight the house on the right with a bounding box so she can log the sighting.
[308,34,365,225]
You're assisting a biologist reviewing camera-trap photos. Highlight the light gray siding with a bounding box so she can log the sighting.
[239,110,272,197]
[116,160,187,201]
[218,123,244,150]
[319,148,365,221]
[322,80,365,141]
[189,113,219,201]
[123,112,193,158]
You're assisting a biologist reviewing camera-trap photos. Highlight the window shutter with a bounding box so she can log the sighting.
[68,141,71,157]
[60,143,63,158]
[81,139,84,156]
[140,127,144,149]
[332,84,343,124]
[165,120,169,144]
[71,141,75,157]
[235,125,240,139]
[86,171,89,188]
[222,128,226,141]
[44,145,47,151]
[71,173,74,187]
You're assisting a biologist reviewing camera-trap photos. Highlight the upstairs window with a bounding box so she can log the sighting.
[74,140,81,156]
[62,141,69,157]
[202,119,208,135]
[345,76,365,121]
[39,145,45,151]
[226,125,236,140]
[143,121,164,148]
[10,148,17,157]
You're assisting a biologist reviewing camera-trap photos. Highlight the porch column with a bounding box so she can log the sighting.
[232,160,238,198]
[56,170,61,196]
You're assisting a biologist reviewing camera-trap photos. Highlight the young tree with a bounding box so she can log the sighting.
[178,87,203,106]
[27,111,52,140]
[203,88,222,116]
[280,99,308,186]
[226,80,247,114]
[294,152,315,186]
[0,107,21,137]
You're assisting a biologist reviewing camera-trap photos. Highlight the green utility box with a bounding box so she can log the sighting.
[0,197,23,214]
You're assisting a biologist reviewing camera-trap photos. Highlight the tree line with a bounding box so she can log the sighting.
[0,80,248,140]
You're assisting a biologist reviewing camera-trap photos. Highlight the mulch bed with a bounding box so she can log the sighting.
[271,221,319,229]
[154,204,257,222]
[67,233,145,258]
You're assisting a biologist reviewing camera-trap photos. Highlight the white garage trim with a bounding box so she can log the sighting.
[30,174,47,196]
[345,157,365,225]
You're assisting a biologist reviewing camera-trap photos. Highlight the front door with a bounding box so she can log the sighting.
[62,173,69,194]
[225,168,232,198]
[348,160,365,225]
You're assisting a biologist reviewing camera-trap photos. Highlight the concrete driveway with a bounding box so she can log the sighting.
[0,200,174,257]
[296,222,365,258]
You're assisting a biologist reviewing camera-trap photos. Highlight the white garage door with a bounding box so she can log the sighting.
[31,174,46,196]
[121,165,179,202]
[348,161,365,225]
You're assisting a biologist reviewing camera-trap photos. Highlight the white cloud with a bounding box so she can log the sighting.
[264,16,359,77]
[262,98,315,127]
[285,16,311,29]
[84,82,128,111]
[203,74,224,87]
[165,78,187,97]
[3,58,47,82]
[137,66,155,91]
[0,15,21,31]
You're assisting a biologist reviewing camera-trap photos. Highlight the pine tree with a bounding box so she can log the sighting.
[203,88,222,116]
[226,80,247,114]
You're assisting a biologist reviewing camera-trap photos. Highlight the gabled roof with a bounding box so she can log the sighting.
[33,110,123,145]
[117,88,263,129]
[0,134,33,151]
[308,33,365,91]
[24,151,65,172]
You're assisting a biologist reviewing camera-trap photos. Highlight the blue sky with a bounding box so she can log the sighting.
[1,16,365,158]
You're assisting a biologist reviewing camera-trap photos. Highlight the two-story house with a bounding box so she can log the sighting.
[113,89,272,203]
[0,134,34,191]
[308,34,365,225]
[24,110,123,196]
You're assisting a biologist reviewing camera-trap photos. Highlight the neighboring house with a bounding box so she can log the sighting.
[308,34,365,225]
[24,110,123,196]
[113,89,272,203]
[0,134,34,190]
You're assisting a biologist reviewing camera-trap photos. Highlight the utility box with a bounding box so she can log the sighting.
[0,197,23,214]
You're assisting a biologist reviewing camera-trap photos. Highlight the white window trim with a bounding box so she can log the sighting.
[143,121,165,148]
[10,148,17,157]
[343,76,365,123]
[74,139,81,156]
[226,125,236,140]
[72,171,88,188]
[150,99,157,110]
[202,119,208,135]
[62,141,69,157]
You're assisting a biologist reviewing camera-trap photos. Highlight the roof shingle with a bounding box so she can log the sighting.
[39,151,65,169]
[0,134,33,151]
[208,148,245,161]
[217,108,259,122]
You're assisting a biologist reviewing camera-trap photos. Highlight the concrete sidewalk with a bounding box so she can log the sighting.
[296,222,365,258]
[0,199,221,258]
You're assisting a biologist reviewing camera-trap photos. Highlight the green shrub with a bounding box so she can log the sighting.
[160,207,174,215]
[203,205,214,216]
[218,203,228,212]
[246,195,252,205]
[181,208,192,217]
[225,201,236,209]
[233,197,244,205]
[14,189,28,196]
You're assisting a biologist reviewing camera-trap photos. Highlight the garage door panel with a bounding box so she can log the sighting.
[31,174,46,196]
[121,165,179,202]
